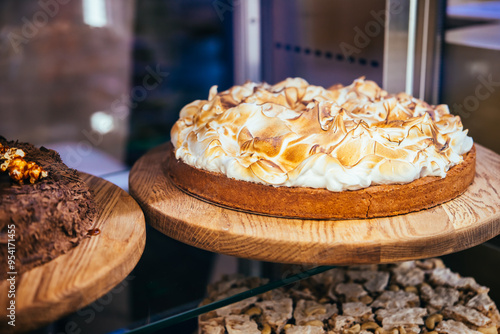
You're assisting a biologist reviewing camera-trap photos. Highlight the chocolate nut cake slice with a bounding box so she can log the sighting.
[0,137,97,279]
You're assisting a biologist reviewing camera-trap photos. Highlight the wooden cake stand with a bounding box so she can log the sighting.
[0,174,146,333]
[130,143,500,266]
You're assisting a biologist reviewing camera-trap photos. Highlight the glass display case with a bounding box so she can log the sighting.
[1,0,500,333]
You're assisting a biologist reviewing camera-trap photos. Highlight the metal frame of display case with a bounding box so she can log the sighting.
[235,0,445,103]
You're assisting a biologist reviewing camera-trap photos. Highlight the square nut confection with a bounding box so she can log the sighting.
[199,259,500,334]
[168,77,475,219]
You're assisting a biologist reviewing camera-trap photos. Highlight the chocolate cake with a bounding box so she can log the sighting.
[0,137,97,279]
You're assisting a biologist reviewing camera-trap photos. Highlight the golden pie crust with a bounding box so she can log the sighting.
[166,143,476,220]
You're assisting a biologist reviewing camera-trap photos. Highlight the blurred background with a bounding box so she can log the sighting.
[0,0,499,333]
[1,0,498,166]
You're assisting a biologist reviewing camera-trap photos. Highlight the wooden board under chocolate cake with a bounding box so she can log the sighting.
[0,137,96,279]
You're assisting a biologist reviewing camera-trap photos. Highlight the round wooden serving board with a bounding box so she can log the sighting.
[130,143,500,266]
[0,174,146,333]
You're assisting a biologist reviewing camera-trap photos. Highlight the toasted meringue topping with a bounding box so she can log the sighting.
[170,77,473,191]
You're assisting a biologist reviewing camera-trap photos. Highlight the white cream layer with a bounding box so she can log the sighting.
[170,77,473,191]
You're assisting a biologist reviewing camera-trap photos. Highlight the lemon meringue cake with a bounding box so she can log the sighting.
[168,77,475,219]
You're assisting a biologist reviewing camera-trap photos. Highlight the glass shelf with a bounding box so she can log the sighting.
[36,235,500,334]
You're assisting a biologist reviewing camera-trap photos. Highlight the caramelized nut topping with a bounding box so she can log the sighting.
[0,143,47,184]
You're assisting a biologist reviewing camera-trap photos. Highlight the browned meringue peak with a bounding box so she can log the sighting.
[170,77,473,191]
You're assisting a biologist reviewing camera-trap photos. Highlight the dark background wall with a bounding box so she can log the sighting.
[125,0,234,166]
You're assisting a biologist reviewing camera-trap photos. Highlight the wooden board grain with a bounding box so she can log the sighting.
[129,143,500,266]
[0,174,146,333]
